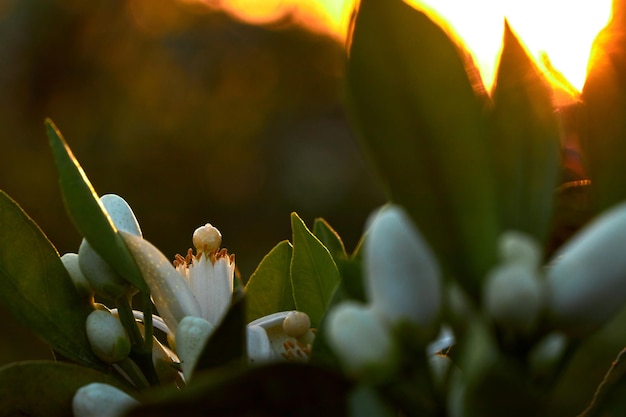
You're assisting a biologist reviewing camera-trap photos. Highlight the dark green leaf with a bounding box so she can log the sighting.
[0,360,133,417]
[193,289,246,374]
[490,22,561,245]
[346,0,498,298]
[313,218,347,260]
[290,213,340,328]
[244,241,295,323]
[129,362,351,417]
[45,119,147,292]
[0,191,103,369]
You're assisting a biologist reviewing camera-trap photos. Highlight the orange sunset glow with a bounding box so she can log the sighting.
[207,0,613,92]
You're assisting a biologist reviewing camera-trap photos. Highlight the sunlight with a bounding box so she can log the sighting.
[208,0,612,92]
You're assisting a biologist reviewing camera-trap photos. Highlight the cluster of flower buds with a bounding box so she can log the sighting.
[326,205,444,377]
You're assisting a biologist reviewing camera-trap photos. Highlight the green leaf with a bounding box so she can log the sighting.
[129,362,351,417]
[290,213,340,328]
[346,0,498,298]
[313,218,347,260]
[45,119,147,292]
[0,191,103,369]
[581,7,626,213]
[0,360,133,417]
[489,22,561,245]
[244,241,295,323]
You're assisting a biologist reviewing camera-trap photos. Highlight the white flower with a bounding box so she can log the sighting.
[364,205,442,334]
[247,311,315,364]
[72,383,138,417]
[483,231,545,333]
[121,223,235,334]
[546,201,626,334]
[325,302,395,375]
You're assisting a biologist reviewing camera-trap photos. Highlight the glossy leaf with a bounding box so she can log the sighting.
[0,191,103,369]
[129,362,350,417]
[489,23,561,245]
[581,7,626,212]
[0,360,133,417]
[244,241,295,323]
[346,0,498,297]
[290,213,341,328]
[46,119,147,292]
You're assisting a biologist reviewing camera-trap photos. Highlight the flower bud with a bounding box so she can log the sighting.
[175,316,215,380]
[61,252,94,301]
[86,310,131,363]
[192,223,221,254]
[364,205,441,335]
[483,264,544,333]
[72,383,138,417]
[79,239,130,301]
[498,231,541,268]
[100,194,142,237]
[546,202,626,334]
[326,301,396,376]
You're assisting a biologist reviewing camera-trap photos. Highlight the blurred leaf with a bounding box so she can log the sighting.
[581,7,626,212]
[489,22,561,245]
[313,218,347,260]
[0,191,103,369]
[45,119,147,292]
[290,213,340,328]
[130,362,351,417]
[244,241,295,323]
[346,0,498,298]
[194,290,246,374]
[0,360,133,417]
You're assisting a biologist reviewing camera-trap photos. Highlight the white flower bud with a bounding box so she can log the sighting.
[86,310,131,363]
[72,383,138,417]
[175,316,215,380]
[326,301,395,375]
[484,264,544,333]
[547,202,626,334]
[364,206,441,333]
[79,239,130,300]
[61,252,93,300]
[100,194,142,237]
[499,231,542,268]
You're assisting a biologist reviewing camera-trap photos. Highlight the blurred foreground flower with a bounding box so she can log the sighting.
[327,205,445,376]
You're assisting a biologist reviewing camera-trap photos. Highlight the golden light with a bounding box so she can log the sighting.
[210,0,612,93]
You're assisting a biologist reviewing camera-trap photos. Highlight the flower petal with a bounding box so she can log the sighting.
[120,231,201,333]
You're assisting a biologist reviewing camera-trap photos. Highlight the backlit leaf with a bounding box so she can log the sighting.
[46,119,147,292]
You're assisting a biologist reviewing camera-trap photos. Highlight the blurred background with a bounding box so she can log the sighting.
[0,0,384,362]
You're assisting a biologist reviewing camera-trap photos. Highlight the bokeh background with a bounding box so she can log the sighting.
[0,0,384,362]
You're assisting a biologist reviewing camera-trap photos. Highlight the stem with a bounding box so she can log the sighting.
[116,293,159,386]
[578,347,626,417]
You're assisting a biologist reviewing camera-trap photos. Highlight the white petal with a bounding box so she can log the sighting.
[248,311,291,328]
[72,383,138,417]
[426,326,455,355]
[546,202,626,334]
[365,205,442,330]
[120,231,201,333]
[175,316,214,380]
[204,256,234,325]
[100,194,142,237]
[246,324,272,364]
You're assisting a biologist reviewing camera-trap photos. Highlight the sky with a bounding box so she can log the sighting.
[214,0,613,92]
